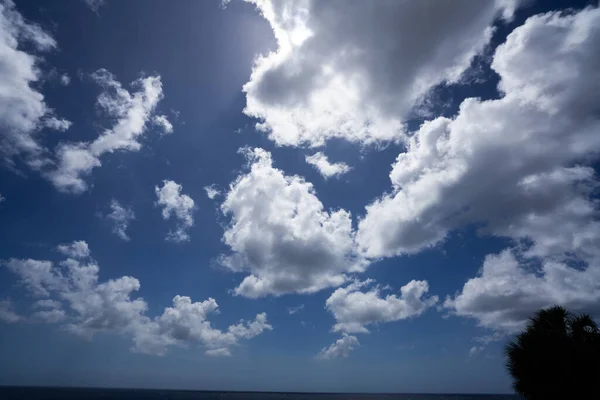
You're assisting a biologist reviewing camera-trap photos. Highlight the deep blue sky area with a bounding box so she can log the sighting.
[0,0,598,394]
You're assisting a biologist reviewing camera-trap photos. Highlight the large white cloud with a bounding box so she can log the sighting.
[326,279,438,334]
[357,6,600,259]
[243,0,518,147]
[1,241,271,356]
[0,0,72,169]
[48,70,167,193]
[220,148,366,298]
[155,180,196,243]
[356,7,600,330]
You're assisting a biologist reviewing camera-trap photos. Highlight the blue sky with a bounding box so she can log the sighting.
[1,0,599,394]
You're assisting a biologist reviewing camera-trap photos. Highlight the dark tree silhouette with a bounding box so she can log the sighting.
[505,306,600,399]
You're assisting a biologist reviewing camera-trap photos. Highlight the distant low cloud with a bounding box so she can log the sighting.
[153,114,173,135]
[287,304,304,315]
[155,180,196,242]
[83,0,104,12]
[305,152,351,179]
[204,184,220,200]
[1,241,271,356]
[106,200,135,241]
[317,333,359,360]
[60,73,71,86]
[43,116,72,132]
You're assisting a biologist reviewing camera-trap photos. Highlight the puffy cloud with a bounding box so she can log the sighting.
[287,304,304,315]
[155,180,196,243]
[0,299,22,323]
[220,148,366,298]
[153,115,173,135]
[243,0,518,147]
[305,152,351,179]
[47,69,165,193]
[317,333,359,360]
[326,280,438,334]
[60,73,70,86]
[357,7,600,260]
[1,241,271,356]
[0,0,61,169]
[106,199,135,241]
[57,240,90,259]
[204,184,221,200]
[43,116,72,132]
[444,249,600,333]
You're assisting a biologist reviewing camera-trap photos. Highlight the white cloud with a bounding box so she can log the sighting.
[243,0,518,147]
[326,280,438,334]
[1,241,271,356]
[57,240,90,259]
[60,73,70,86]
[155,180,196,242]
[317,333,359,360]
[43,116,72,131]
[84,0,104,12]
[220,148,366,298]
[0,0,61,169]
[153,115,173,135]
[287,304,304,315]
[357,7,600,260]
[106,199,135,241]
[469,346,484,357]
[0,193,4,203]
[0,299,22,323]
[47,69,165,194]
[305,152,351,179]
[204,184,221,200]
[444,248,600,333]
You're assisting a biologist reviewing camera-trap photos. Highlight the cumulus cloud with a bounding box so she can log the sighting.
[353,7,600,331]
[326,279,438,334]
[317,333,359,360]
[43,116,72,132]
[1,241,271,355]
[60,73,70,86]
[305,152,351,179]
[57,240,90,259]
[0,299,22,323]
[357,7,600,259]
[243,0,518,147]
[0,0,62,169]
[204,184,220,200]
[47,69,165,193]
[220,148,366,298]
[155,180,196,242]
[153,115,173,135]
[106,199,135,241]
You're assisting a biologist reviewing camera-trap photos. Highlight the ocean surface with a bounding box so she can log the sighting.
[0,388,521,400]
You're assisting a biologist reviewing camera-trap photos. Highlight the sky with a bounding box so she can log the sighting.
[0,0,599,394]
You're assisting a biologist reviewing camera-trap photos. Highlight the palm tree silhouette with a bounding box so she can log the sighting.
[505,306,600,399]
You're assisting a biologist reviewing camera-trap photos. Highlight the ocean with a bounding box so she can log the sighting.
[0,388,521,400]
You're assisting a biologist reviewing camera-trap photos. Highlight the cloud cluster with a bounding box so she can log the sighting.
[106,200,135,241]
[220,148,366,298]
[356,7,600,330]
[305,152,351,179]
[1,241,271,356]
[243,0,517,147]
[48,69,167,193]
[155,180,196,242]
